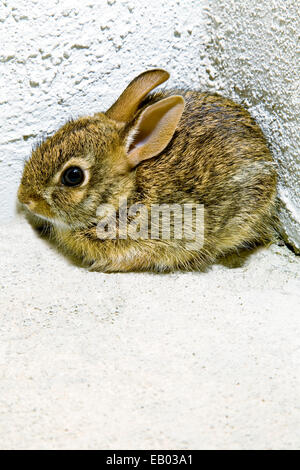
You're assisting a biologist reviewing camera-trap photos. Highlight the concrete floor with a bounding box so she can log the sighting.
[0,218,299,449]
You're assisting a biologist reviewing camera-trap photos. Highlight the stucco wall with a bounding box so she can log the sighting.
[1,0,299,251]
[206,0,300,252]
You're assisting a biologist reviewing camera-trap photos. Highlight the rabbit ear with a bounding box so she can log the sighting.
[124,95,185,168]
[106,69,170,122]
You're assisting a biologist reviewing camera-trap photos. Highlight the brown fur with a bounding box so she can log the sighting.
[18,70,278,272]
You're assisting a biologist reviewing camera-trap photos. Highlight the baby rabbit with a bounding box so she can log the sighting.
[18,69,278,272]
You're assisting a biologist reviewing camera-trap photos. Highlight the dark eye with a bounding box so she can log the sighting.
[61,166,84,187]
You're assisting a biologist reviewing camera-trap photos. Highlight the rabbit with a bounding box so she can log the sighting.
[18,68,278,272]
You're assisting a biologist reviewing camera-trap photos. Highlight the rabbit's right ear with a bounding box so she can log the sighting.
[106,69,170,123]
[122,95,185,169]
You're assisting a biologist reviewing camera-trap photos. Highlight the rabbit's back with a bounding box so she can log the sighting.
[135,90,278,252]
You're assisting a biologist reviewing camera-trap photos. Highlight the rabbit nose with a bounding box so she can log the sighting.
[18,189,36,210]
[25,199,37,211]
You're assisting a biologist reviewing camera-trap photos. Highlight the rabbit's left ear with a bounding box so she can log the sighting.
[123,95,185,169]
[106,69,170,122]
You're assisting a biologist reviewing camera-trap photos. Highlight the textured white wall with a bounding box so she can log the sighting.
[1,0,299,251]
[206,0,300,252]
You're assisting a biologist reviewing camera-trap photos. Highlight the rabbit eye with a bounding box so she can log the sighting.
[61,166,84,187]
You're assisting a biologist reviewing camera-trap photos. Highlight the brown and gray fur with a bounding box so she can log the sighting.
[18,69,278,272]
